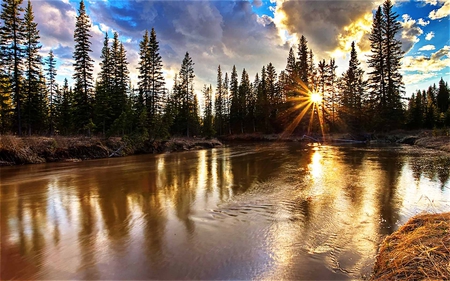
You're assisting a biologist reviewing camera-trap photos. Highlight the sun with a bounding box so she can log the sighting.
[310,92,322,104]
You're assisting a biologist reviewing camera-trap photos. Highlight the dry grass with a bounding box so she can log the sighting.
[370,212,450,281]
[415,136,450,153]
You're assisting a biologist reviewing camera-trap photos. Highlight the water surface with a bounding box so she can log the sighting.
[1,143,449,279]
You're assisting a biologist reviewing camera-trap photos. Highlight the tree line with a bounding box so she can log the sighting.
[0,0,448,138]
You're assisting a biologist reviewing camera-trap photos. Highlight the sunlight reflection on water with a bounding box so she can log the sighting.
[1,143,449,280]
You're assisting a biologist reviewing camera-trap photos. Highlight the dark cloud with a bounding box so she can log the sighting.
[275,0,377,56]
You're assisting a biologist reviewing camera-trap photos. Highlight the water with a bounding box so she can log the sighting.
[1,143,449,280]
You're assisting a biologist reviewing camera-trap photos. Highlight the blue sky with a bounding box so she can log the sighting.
[27,0,450,97]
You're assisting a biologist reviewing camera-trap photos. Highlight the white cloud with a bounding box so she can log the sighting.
[400,14,423,53]
[403,72,436,85]
[402,45,450,73]
[418,44,436,51]
[417,18,430,26]
[429,0,450,19]
[425,31,435,40]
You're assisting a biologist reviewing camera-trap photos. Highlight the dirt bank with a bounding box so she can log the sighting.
[370,212,450,280]
[0,135,222,166]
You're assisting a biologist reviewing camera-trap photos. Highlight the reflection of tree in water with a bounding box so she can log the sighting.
[409,156,450,189]
[228,144,285,195]
[376,151,404,235]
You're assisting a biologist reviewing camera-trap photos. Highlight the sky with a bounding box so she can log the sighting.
[27,0,450,98]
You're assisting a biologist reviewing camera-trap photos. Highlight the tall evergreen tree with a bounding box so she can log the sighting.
[202,84,214,137]
[45,49,57,135]
[297,35,309,87]
[229,65,239,134]
[367,0,404,130]
[367,7,385,114]
[148,28,165,120]
[175,52,196,137]
[23,0,43,135]
[340,41,366,132]
[0,0,25,135]
[57,78,73,134]
[214,65,225,135]
[95,32,112,135]
[238,68,250,133]
[436,77,449,113]
[72,0,94,133]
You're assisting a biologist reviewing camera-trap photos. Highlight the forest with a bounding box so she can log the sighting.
[0,0,449,140]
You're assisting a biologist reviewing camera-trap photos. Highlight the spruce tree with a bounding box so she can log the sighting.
[72,0,94,133]
[0,0,24,135]
[297,35,309,87]
[436,78,449,113]
[58,79,73,134]
[95,32,112,135]
[367,0,404,129]
[177,52,196,137]
[202,84,214,137]
[23,0,42,135]
[340,42,366,132]
[238,68,250,134]
[148,28,165,121]
[214,65,224,135]
[229,65,239,134]
[383,0,404,123]
[45,50,57,135]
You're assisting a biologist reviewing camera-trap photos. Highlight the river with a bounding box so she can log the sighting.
[1,143,449,280]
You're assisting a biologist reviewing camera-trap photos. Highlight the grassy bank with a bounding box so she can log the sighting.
[370,212,450,280]
[0,135,222,165]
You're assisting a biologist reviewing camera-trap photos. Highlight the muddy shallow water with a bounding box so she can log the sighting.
[1,143,449,280]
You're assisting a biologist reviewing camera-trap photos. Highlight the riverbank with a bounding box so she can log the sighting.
[370,212,450,280]
[219,130,450,152]
[0,135,222,166]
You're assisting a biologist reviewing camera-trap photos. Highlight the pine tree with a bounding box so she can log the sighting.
[23,0,42,135]
[176,52,196,137]
[285,47,297,98]
[0,0,25,135]
[214,65,224,135]
[340,42,366,132]
[202,84,214,137]
[72,0,94,133]
[95,32,112,136]
[238,68,250,133]
[57,79,73,134]
[148,28,165,122]
[297,35,309,87]
[266,62,278,131]
[367,0,404,130]
[45,50,57,135]
[436,77,449,113]
[229,65,239,134]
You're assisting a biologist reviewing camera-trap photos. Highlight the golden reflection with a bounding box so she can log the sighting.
[308,149,323,180]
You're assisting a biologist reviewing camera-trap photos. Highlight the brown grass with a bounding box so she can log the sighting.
[415,136,450,153]
[370,212,450,281]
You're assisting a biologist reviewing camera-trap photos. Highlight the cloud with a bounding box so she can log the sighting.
[425,31,435,40]
[403,72,436,85]
[417,18,430,26]
[402,45,450,73]
[272,0,380,59]
[252,0,263,8]
[418,44,436,51]
[429,0,450,19]
[400,14,423,53]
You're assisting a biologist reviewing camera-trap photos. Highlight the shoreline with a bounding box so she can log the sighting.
[0,135,222,166]
[1,130,449,166]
